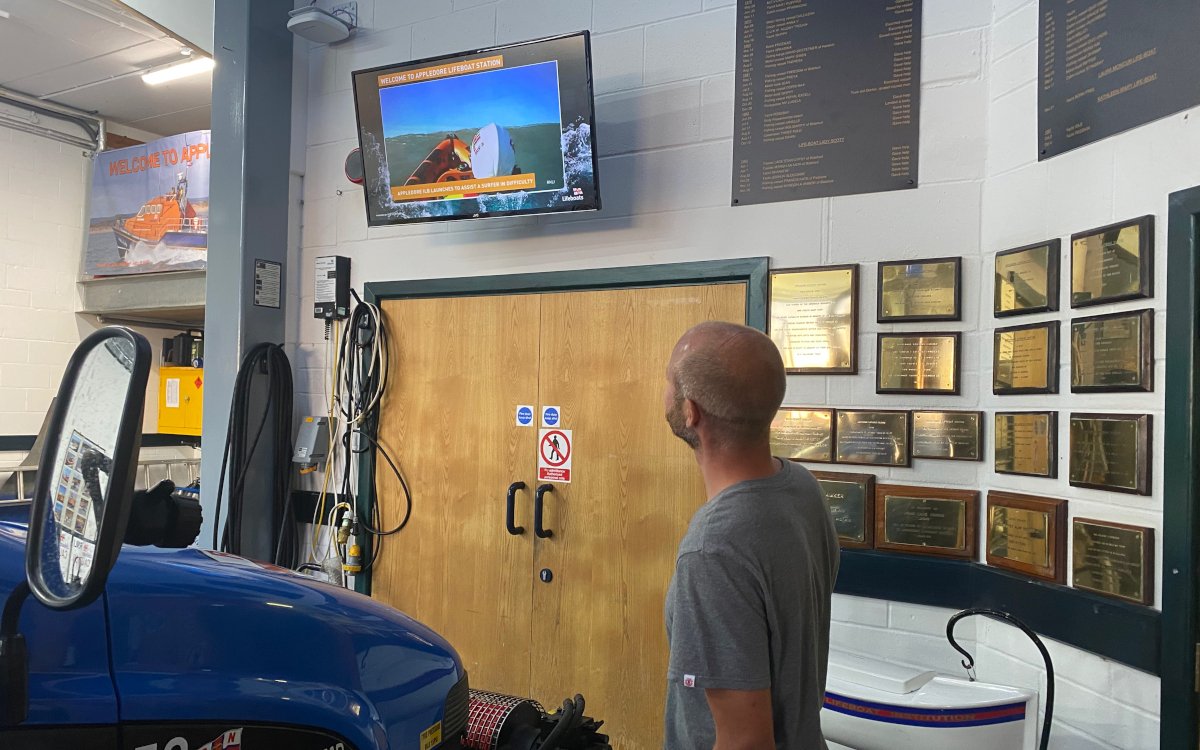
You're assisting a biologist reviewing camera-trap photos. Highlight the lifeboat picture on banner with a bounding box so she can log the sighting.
[85,130,210,277]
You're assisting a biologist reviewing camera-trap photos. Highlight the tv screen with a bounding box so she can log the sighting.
[351,32,600,226]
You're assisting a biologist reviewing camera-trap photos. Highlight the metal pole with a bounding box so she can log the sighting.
[199,0,293,559]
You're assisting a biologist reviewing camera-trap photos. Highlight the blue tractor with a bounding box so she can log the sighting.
[0,328,609,750]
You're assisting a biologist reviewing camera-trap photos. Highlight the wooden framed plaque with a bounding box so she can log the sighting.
[876,332,961,395]
[995,239,1060,317]
[1070,309,1154,393]
[912,410,983,461]
[811,471,875,549]
[986,491,1067,583]
[769,265,858,374]
[875,484,978,559]
[835,410,911,467]
[1071,215,1154,308]
[877,257,962,322]
[993,321,1059,395]
[770,408,835,463]
[994,411,1057,478]
[1068,413,1152,495]
[1072,518,1154,605]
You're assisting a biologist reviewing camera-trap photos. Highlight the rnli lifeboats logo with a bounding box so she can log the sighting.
[135,728,242,750]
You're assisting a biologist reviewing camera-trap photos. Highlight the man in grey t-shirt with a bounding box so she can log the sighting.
[663,321,839,749]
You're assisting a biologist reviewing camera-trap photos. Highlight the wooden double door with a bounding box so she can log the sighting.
[372,282,746,748]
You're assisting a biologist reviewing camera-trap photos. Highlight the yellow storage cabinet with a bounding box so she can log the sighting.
[157,366,204,436]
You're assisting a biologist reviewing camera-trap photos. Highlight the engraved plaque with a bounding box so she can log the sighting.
[1071,216,1153,308]
[986,491,1066,582]
[770,265,858,374]
[875,484,978,559]
[770,408,835,463]
[811,471,875,549]
[1069,413,1152,495]
[912,410,982,461]
[994,411,1057,478]
[878,257,962,322]
[1071,309,1154,393]
[835,410,910,467]
[1072,518,1154,605]
[995,240,1060,316]
[993,321,1059,394]
[877,332,960,395]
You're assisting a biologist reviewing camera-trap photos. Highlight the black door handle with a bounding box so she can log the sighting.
[506,481,526,535]
[534,484,554,539]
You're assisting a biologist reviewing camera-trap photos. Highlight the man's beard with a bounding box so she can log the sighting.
[666,397,700,449]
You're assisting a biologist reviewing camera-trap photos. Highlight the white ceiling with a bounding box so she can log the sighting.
[0,0,212,137]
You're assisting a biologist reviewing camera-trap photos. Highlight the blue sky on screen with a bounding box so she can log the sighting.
[380,61,561,136]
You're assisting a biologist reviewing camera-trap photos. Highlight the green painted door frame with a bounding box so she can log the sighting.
[1162,185,1200,748]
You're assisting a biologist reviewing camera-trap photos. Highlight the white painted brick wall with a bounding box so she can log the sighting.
[291,0,1182,744]
[0,128,89,434]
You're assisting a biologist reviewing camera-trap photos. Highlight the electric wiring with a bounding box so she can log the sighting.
[321,290,413,579]
[300,293,412,582]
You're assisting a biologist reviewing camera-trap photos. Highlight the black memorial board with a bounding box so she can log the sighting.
[1039,0,1200,159]
[733,0,921,205]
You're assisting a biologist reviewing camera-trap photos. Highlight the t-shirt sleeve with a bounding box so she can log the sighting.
[667,549,770,691]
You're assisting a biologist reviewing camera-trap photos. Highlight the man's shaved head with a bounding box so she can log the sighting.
[666,321,786,449]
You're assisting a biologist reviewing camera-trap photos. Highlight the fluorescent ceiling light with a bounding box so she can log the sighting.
[142,57,214,86]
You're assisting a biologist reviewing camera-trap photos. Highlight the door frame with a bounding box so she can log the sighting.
[357,257,771,594]
[1161,185,1200,749]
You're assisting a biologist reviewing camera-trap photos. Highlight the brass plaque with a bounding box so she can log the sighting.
[993,322,1058,394]
[1071,309,1153,392]
[994,412,1056,478]
[836,410,910,467]
[877,333,960,394]
[812,472,875,548]
[989,506,1051,568]
[995,240,1059,316]
[912,411,982,461]
[1069,414,1151,495]
[878,258,961,322]
[1071,216,1153,307]
[985,491,1066,582]
[770,409,834,463]
[1072,519,1153,605]
[874,485,978,559]
[770,266,858,373]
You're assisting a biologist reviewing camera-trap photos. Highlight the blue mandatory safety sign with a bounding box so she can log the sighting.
[516,405,534,426]
[542,406,560,427]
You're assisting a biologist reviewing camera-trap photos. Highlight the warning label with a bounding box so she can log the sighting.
[538,428,572,483]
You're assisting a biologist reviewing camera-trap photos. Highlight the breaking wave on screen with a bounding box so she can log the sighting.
[371,120,596,221]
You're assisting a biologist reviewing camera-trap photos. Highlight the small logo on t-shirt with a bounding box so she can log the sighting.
[682,675,696,688]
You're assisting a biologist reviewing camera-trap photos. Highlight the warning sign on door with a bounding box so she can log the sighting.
[538,428,572,483]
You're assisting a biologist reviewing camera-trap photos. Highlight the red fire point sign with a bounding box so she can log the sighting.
[538,428,572,483]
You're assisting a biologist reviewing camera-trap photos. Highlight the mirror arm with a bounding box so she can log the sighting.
[0,581,30,725]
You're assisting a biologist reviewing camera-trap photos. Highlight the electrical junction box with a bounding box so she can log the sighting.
[314,255,350,321]
[294,416,330,465]
[158,367,204,436]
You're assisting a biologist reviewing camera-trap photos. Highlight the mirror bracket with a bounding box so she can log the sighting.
[0,581,31,725]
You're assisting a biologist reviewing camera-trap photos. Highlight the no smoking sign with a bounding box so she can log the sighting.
[538,428,573,483]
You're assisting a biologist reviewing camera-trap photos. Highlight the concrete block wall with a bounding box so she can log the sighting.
[291,1,1187,744]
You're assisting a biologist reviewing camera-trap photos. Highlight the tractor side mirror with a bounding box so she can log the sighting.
[25,327,150,610]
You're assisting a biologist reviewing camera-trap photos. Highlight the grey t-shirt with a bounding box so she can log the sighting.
[664,459,839,749]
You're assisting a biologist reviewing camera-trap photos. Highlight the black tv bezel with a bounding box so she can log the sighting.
[350,30,601,228]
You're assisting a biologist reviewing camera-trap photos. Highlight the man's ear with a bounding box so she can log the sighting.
[683,398,702,428]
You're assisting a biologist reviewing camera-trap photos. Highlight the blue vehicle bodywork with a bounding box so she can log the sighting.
[1,503,464,749]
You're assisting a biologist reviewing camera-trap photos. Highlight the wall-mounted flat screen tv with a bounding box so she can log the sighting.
[351,32,600,226]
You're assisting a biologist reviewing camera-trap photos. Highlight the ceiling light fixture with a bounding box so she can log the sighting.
[142,56,213,86]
